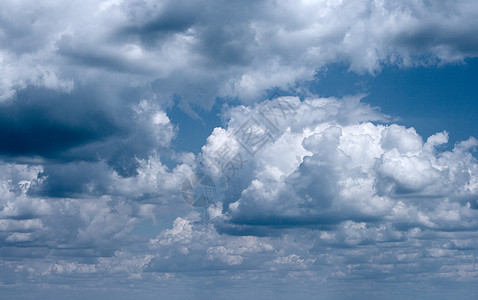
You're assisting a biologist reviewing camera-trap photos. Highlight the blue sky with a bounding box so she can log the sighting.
[1,1,478,299]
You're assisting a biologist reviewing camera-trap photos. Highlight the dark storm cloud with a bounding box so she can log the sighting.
[0,87,119,158]
[0,81,176,181]
[393,23,478,57]
[118,0,200,40]
[29,161,112,198]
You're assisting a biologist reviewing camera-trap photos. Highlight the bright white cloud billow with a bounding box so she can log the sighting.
[201,96,478,230]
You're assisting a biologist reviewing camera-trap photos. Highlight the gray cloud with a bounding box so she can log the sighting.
[2,0,478,104]
[0,87,119,157]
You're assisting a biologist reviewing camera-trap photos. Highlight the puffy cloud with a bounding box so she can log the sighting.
[0,135,192,255]
[200,95,478,234]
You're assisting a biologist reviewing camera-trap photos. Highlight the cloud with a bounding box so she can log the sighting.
[2,0,478,105]
[1,1,478,298]
[0,86,177,178]
[200,95,478,234]
[3,94,475,267]
[0,87,118,157]
[0,146,193,255]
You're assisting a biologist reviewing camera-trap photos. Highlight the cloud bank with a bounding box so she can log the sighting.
[2,95,478,299]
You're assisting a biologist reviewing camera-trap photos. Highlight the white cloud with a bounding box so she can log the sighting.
[200,95,478,232]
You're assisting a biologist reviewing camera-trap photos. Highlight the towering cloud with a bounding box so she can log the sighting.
[200,96,478,232]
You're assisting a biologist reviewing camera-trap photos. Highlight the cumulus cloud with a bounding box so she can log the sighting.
[200,96,478,234]
[0,134,193,255]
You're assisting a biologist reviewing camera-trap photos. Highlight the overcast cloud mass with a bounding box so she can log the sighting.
[1,0,478,299]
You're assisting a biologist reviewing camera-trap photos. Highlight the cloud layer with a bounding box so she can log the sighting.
[2,95,478,299]
[2,0,478,105]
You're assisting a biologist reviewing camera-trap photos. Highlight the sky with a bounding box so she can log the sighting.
[1,0,478,299]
